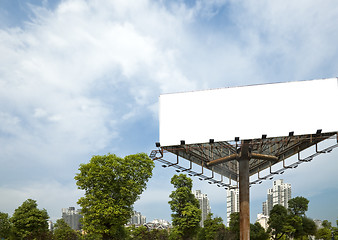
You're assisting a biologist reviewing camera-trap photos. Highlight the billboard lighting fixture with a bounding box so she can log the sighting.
[209,139,214,144]
[289,131,294,137]
[316,129,322,135]
[155,142,161,147]
[180,140,185,145]
[235,137,240,142]
[262,134,267,139]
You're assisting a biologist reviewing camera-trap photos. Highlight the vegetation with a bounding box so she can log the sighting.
[168,174,201,240]
[1,159,337,240]
[10,199,50,239]
[74,153,155,240]
[53,218,80,240]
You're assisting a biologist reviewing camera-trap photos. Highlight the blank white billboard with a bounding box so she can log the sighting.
[159,78,338,146]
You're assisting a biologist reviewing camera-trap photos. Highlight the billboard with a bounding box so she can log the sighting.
[159,78,338,146]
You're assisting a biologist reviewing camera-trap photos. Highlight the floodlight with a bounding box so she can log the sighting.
[199,178,203,181]
[162,165,167,168]
[327,149,333,153]
[269,177,273,180]
[188,174,193,176]
[289,131,294,137]
[280,171,284,174]
[176,170,181,173]
[180,140,185,145]
[208,182,212,184]
[235,137,240,142]
[262,134,267,139]
[258,181,262,184]
[155,142,161,147]
[209,139,214,144]
[316,129,322,135]
[293,165,298,169]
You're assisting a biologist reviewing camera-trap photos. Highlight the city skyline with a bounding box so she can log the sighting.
[0,0,338,226]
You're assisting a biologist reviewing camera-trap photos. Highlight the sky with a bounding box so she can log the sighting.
[0,0,338,226]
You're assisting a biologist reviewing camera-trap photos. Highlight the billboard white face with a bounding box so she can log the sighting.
[159,78,338,146]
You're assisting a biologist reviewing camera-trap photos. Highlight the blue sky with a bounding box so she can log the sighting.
[0,0,338,226]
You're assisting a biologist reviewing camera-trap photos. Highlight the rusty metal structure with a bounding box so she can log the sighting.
[150,132,338,239]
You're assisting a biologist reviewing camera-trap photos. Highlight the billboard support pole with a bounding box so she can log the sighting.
[239,140,250,240]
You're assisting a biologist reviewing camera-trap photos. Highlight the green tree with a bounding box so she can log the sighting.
[168,174,201,240]
[10,199,50,240]
[250,222,269,240]
[288,196,309,216]
[0,212,11,239]
[268,204,295,240]
[198,213,226,240]
[316,227,331,240]
[228,212,240,240]
[75,153,154,240]
[53,218,80,240]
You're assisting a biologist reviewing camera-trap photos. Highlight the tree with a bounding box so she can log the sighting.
[316,227,331,240]
[10,199,50,239]
[288,196,309,216]
[75,153,154,240]
[0,212,11,239]
[53,218,80,240]
[168,174,201,240]
[198,213,226,240]
[268,204,295,240]
[228,212,240,240]
[250,222,269,240]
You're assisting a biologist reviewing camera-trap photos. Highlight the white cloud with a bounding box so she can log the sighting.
[1,0,338,222]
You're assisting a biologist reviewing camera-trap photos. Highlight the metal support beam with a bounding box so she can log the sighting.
[239,141,250,240]
[206,153,238,167]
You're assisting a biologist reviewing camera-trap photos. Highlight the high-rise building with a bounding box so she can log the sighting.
[262,179,291,216]
[193,190,211,227]
[226,188,239,226]
[129,211,146,226]
[62,207,83,230]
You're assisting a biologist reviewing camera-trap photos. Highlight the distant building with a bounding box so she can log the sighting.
[193,190,211,227]
[129,211,146,226]
[256,213,269,230]
[262,179,291,216]
[47,220,53,231]
[144,219,171,230]
[226,188,239,226]
[62,207,82,230]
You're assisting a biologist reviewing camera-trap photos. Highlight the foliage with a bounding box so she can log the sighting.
[228,212,268,240]
[268,204,294,240]
[168,174,201,240]
[10,199,50,240]
[75,153,155,240]
[0,212,11,239]
[228,212,240,240]
[197,213,226,240]
[250,222,269,240]
[268,197,317,240]
[53,218,80,240]
[288,196,309,216]
[316,227,331,240]
[126,225,169,240]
